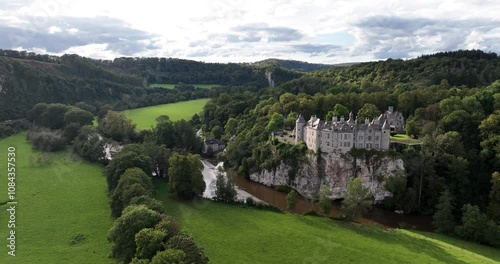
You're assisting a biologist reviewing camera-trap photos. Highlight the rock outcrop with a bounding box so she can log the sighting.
[249,151,405,202]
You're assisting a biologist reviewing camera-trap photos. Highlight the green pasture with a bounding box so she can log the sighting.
[121,98,209,130]
[0,134,113,263]
[155,181,500,264]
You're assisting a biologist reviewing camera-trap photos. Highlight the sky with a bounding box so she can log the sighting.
[1,0,500,64]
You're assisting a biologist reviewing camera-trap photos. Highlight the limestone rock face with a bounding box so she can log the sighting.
[249,151,405,202]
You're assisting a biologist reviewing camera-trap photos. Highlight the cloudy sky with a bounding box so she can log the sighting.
[1,0,500,63]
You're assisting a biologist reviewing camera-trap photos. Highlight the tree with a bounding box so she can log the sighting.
[64,108,94,127]
[318,185,332,215]
[479,111,500,170]
[214,171,237,202]
[432,190,456,234]
[73,125,106,163]
[166,234,208,264]
[99,111,136,142]
[456,204,489,243]
[155,216,181,241]
[286,189,298,211]
[105,144,152,192]
[129,195,165,215]
[333,104,349,119]
[135,228,167,260]
[341,178,373,220]
[107,205,163,263]
[266,112,284,132]
[383,176,407,210]
[168,153,205,199]
[224,117,238,136]
[143,142,171,178]
[45,104,71,129]
[357,103,380,122]
[151,249,186,264]
[488,172,500,223]
[26,127,66,152]
[110,168,154,218]
[211,125,224,140]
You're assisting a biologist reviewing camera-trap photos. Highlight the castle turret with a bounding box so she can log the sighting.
[348,112,355,124]
[365,117,369,124]
[332,115,337,122]
[340,116,345,123]
[295,114,306,143]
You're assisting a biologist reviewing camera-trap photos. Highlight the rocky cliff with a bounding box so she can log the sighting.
[249,150,405,202]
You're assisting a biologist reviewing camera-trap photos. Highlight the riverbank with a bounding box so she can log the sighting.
[154,180,500,264]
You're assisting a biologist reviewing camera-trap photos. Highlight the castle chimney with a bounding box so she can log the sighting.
[388,106,394,113]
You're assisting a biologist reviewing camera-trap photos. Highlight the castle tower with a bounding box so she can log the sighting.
[381,120,391,149]
[295,114,306,143]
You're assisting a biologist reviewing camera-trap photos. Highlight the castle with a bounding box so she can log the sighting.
[294,107,404,153]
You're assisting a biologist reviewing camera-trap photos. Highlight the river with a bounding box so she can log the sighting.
[202,159,433,231]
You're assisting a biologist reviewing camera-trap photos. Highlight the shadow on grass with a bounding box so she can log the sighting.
[312,218,499,264]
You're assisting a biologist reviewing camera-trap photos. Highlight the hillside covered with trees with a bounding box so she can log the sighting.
[0,50,303,121]
[201,50,500,247]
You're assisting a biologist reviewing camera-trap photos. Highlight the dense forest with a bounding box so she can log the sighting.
[280,49,500,95]
[252,58,341,72]
[0,50,303,121]
[201,50,500,247]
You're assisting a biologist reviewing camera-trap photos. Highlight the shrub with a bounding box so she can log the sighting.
[245,197,255,207]
[26,127,66,152]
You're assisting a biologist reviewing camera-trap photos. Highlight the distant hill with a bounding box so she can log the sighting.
[253,58,346,72]
[279,49,500,94]
[107,57,302,87]
[0,50,303,121]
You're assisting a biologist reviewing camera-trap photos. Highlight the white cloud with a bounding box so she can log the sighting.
[0,0,500,63]
[48,26,61,34]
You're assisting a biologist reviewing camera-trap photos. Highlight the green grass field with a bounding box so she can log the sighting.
[122,98,210,130]
[0,134,113,264]
[149,83,221,89]
[155,181,500,264]
[390,133,421,145]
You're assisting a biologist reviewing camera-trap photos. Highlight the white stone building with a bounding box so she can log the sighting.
[295,112,391,153]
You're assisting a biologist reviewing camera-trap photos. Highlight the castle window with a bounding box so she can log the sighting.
[375,136,379,140]
[359,143,363,147]
[368,136,372,141]
[327,142,330,146]
[344,134,348,139]
[375,144,379,148]
[359,136,363,140]
[347,142,350,147]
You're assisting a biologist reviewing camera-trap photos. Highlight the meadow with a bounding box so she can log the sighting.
[390,133,421,145]
[149,83,221,89]
[0,134,113,264]
[121,98,210,130]
[155,181,500,264]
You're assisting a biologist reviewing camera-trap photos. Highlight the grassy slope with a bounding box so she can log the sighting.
[149,83,220,89]
[390,133,421,145]
[121,98,209,130]
[155,181,500,264]
[0,134,113,264]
